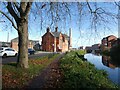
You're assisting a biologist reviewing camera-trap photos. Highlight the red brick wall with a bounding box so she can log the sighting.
[101,35,117,51]
[11,42,18,51]
[11,41,34,51]
[42,32,69,52]
[107,36,117,48]
[42,32,54,52]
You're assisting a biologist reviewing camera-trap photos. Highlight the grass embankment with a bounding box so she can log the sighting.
[60,50,118,88]
[2,54,59,88]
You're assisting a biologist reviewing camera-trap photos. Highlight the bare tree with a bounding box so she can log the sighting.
[0,1,118,68]
[0,1,33,68]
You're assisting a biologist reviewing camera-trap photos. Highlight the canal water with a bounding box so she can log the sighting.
[84,53,120,86]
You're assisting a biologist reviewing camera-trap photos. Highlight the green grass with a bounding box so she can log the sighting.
[60,51,118,88]
[2,54,60,88]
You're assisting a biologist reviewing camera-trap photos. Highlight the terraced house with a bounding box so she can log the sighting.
[42,27,72,52]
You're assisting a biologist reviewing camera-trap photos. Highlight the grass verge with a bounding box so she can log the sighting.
[60,50,118,88]
[2,54,59,88]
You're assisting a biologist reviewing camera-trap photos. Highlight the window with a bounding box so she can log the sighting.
[5,48,14,51]
[63,37,65,42]
[0,48,3,50]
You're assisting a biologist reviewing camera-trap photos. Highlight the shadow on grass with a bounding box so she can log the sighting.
[4,63,17,67]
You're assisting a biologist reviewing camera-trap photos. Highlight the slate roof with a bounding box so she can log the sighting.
[51,32,61,37]
[11,37,39,44]
[51,32,69,40]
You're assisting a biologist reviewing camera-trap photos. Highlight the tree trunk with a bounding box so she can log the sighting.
[17,17,29,68]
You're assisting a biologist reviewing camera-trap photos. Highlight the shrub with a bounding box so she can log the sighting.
[60,51,118,88]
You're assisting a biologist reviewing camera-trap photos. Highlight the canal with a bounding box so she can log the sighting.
[84,53,120,86]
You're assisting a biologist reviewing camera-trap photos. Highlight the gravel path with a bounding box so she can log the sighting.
[25,54,64,89]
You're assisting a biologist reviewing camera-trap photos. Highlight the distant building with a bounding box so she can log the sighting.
[78,46,83,50]
[112,38,120,47]
[42,27,72,52]
[85,46,92,53]
[11,37,39,51]
[101,35,117,51]
[0,42,11,47]
[92,44,101,50]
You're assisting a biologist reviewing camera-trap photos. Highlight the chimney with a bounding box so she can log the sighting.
[55,27,58,32]
[47,27,50,32]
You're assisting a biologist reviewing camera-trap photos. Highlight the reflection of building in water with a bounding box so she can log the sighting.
[102,56,116,69]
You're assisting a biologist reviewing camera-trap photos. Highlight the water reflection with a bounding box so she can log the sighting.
[84,53,120,85]
[102,56,117,69]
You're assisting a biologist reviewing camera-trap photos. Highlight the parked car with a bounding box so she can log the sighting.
[28,48,35,55]
[0,47,17,58]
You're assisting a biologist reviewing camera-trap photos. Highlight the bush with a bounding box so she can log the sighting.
[60,51,118,88]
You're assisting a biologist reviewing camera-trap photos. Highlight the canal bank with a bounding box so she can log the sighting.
[59,51,118,88]
[84,53,120,86]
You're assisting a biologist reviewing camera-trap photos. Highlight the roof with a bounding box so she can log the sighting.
[11,37,18,42]
[11,37,39,43]
[51,32,61,37]
[62,34,69,40]
[50,32,69,40]
[107,35,117,38]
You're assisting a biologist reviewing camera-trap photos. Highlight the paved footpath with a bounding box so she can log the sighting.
[25,53,64,89]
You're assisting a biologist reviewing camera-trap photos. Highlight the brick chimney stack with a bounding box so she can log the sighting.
[55,27,58,32]
[47,27,50,32]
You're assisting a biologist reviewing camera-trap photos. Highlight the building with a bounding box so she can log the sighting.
[85,46,92,53]
[101,35,117,51]
[42,27,72,52]
[78,46,83,50]
[112,38,120,47]
[92,44,101,50]
[0,42,11,47]
[11,37,39,51]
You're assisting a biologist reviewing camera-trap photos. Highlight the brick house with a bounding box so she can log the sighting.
[101,35,117,51]
[11,37,39,51]
[112,38,120,47]
[42,27,72,52]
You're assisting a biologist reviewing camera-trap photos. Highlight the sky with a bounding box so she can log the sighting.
[0,2,119,48]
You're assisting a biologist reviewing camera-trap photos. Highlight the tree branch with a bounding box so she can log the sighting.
[86,1,93,13]
[13,2,22,13]
[24,2,33,17]
[0,10,18,30]
[7,2,19,22]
